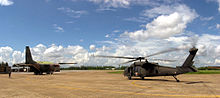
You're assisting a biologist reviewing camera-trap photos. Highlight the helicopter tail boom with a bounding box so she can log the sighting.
[177,47,198,73]
[181,47,198,67]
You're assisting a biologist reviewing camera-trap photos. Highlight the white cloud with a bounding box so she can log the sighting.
[105,34,110,38]
[141,5,174,18]
[30,44,89,66]
[166,36,188,43]
[113,30,120,33]
[0,46,13,64]
[0,0,13,6]
[216,24,220,29]
[124,17,148,23]
[0,34,220,68]
[43,44,64,58]
[89,0,130,8]
[200,16,214,21]
[123,4,198,40]
[57,7,87,18]
[12,51,23,64]
[215,59,220,64]
[218,0,220,12]
[89,45,96,50]
[53,24,64,32]
[89,0,176,10]
[215,45,220,58]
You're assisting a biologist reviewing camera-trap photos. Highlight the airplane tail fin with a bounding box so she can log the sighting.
[178,47,198,73]
[25,46,37,64]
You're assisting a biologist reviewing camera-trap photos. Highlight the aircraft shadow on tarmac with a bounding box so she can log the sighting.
[131,78,210,84]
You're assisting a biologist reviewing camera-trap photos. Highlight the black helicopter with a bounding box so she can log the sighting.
[96,47,198,82]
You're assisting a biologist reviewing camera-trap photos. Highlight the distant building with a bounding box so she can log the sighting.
[207,66,220,69]
[0,62,11,74]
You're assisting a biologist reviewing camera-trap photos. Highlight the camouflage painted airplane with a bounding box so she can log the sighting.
[14,46,76,75]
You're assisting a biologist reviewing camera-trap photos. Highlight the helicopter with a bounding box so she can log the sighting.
[95,47,198,82]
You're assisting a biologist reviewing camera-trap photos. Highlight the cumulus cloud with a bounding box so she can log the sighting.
[0,46,13,64]
[123,4,198,40]
[57,7,87,18]
[30,44,89,66]
[94,33,220,67]
[0,0,13,6]
[89,45,96,50]
[0,34,220,68]
[215,59,220,64]
[216,45,220,54]
[216,24,220,29]
[12,51,23,64]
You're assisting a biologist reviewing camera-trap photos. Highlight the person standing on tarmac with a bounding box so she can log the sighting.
[9,70,11,78]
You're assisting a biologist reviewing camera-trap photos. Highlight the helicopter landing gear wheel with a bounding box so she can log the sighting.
[173,75,180,82]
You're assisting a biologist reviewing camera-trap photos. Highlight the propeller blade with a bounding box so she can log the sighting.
[94,55,136,59]
[146,48,180,57]
[58,63,77,64]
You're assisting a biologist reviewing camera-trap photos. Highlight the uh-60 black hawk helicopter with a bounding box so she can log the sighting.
[96,47,198,82]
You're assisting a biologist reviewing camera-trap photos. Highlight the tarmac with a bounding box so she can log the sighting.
[0,70,220,98]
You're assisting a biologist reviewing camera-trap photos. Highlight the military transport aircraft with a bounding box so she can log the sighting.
[96,47,198,82]
[13,46,77,75]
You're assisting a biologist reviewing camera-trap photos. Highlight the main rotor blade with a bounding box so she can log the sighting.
[94,55,136,59]
[150,59,176,62]
[58,63,77,64]
[120,59,138,64]
[146,48,180,57]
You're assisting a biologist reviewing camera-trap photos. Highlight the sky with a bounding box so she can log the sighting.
[0,0,220,67]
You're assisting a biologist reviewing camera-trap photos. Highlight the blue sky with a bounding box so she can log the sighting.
[1,0,144,50]
[0,0,220,66]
